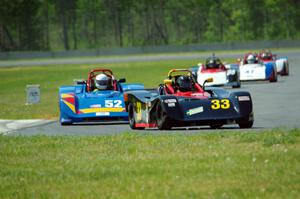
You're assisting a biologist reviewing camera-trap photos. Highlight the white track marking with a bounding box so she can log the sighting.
[0,120,54,135]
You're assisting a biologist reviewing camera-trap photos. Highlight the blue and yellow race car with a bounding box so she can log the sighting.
[59,68,144,125]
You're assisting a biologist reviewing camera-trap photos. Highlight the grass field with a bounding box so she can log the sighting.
[0,58,235,119]
[0,129,299,198]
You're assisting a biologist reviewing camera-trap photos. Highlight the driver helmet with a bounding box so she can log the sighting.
[247,54,256,64]
[95,74,112,90]
[205,57,221,69]
[176,75,192,92]
[261,52,271,59]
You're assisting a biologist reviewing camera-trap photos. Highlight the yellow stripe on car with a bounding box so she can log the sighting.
[80,107,125,113]
[62,99,76,113]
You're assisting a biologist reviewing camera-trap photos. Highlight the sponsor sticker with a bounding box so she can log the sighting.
[96,112,110,116]
[168,103,176,107]
[90,104,102,108]
[164,99,177,103]
[238,96,250,101]
[186,106,204,116]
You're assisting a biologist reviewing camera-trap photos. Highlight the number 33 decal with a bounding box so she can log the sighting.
[211,99,230,109]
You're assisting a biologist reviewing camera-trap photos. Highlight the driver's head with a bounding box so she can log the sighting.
[176,75,192,92]
[205,57,221,69]
[247,54,256,64]
[95,74,112,90]
[261,52,271,59]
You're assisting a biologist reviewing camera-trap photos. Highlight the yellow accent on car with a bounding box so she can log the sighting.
[61,93,74,98]
[62,99,76,113]
[80,107,125,113]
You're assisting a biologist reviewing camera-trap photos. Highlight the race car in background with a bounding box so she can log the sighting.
[59,68,144,125]
[258,49,289,76]
[190,56,241,88]
[125,69,254,130]
[237,53,278,82]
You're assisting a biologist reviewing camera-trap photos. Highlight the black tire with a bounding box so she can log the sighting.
[156,102,171,130]
[232,82,241,89]
[210,124,223,129]
[269,68,277,82]
[60,121,72,126]
[238,120,253,129]
[282,62,289,76]
[59,114,72,126]
[128,103,145,130]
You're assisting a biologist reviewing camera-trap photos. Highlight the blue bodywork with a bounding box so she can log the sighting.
[264,62,276,79]
[59,82,144,124]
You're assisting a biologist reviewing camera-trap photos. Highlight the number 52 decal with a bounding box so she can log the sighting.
[105,100,122,107]
[211,99,230,109]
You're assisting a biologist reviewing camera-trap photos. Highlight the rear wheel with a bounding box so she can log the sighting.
[156,102,171,130]
[282,62,289,76]
[128,103,145,130]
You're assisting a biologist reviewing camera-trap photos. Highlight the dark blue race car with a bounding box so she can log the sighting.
[59,68,144,125]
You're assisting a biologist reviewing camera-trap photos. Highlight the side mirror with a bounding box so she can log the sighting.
[118,78,126,83]
[203,78,213,90]
[205,78,213,83]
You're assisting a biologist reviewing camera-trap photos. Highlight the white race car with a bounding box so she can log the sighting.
[238,53,277,82]
[190,57,241,88]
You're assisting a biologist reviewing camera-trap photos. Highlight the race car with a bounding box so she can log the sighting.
[190,56,241,88]
[125,69,254,130]
[238,53,277,82]
[59,68,144,125]
[258,49,289,76]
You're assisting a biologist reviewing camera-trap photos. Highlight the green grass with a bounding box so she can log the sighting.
[0,58,235,119]
[0,129,299,198]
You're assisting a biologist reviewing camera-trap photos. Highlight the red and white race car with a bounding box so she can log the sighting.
[190,56,241,88]
[258,49,289,76]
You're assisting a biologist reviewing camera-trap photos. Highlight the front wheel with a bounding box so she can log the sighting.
[238,120,253,129]
[156,102,171,130]
[128,103,145,130]
[232,82,241,89]
[269,68,278,82]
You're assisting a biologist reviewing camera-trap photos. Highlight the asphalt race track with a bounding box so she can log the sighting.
[8,51,300,135]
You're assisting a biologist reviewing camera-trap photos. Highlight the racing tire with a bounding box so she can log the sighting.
[128,103,145,130]
[238,120,254,129]
[269,68,278,82]
[210,124,223,129]
[156,102,171,130]
[282,62,289,76]
[232,82,241,89]
[60,121,72,126]
[59,113,72,126]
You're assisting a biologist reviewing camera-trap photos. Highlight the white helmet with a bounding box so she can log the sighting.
[95,74,111,90]
[247,54,256,64]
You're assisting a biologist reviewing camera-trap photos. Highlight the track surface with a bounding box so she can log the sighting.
[9,51,300,135]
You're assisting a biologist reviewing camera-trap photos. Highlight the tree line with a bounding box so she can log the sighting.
[0,0,299,52]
